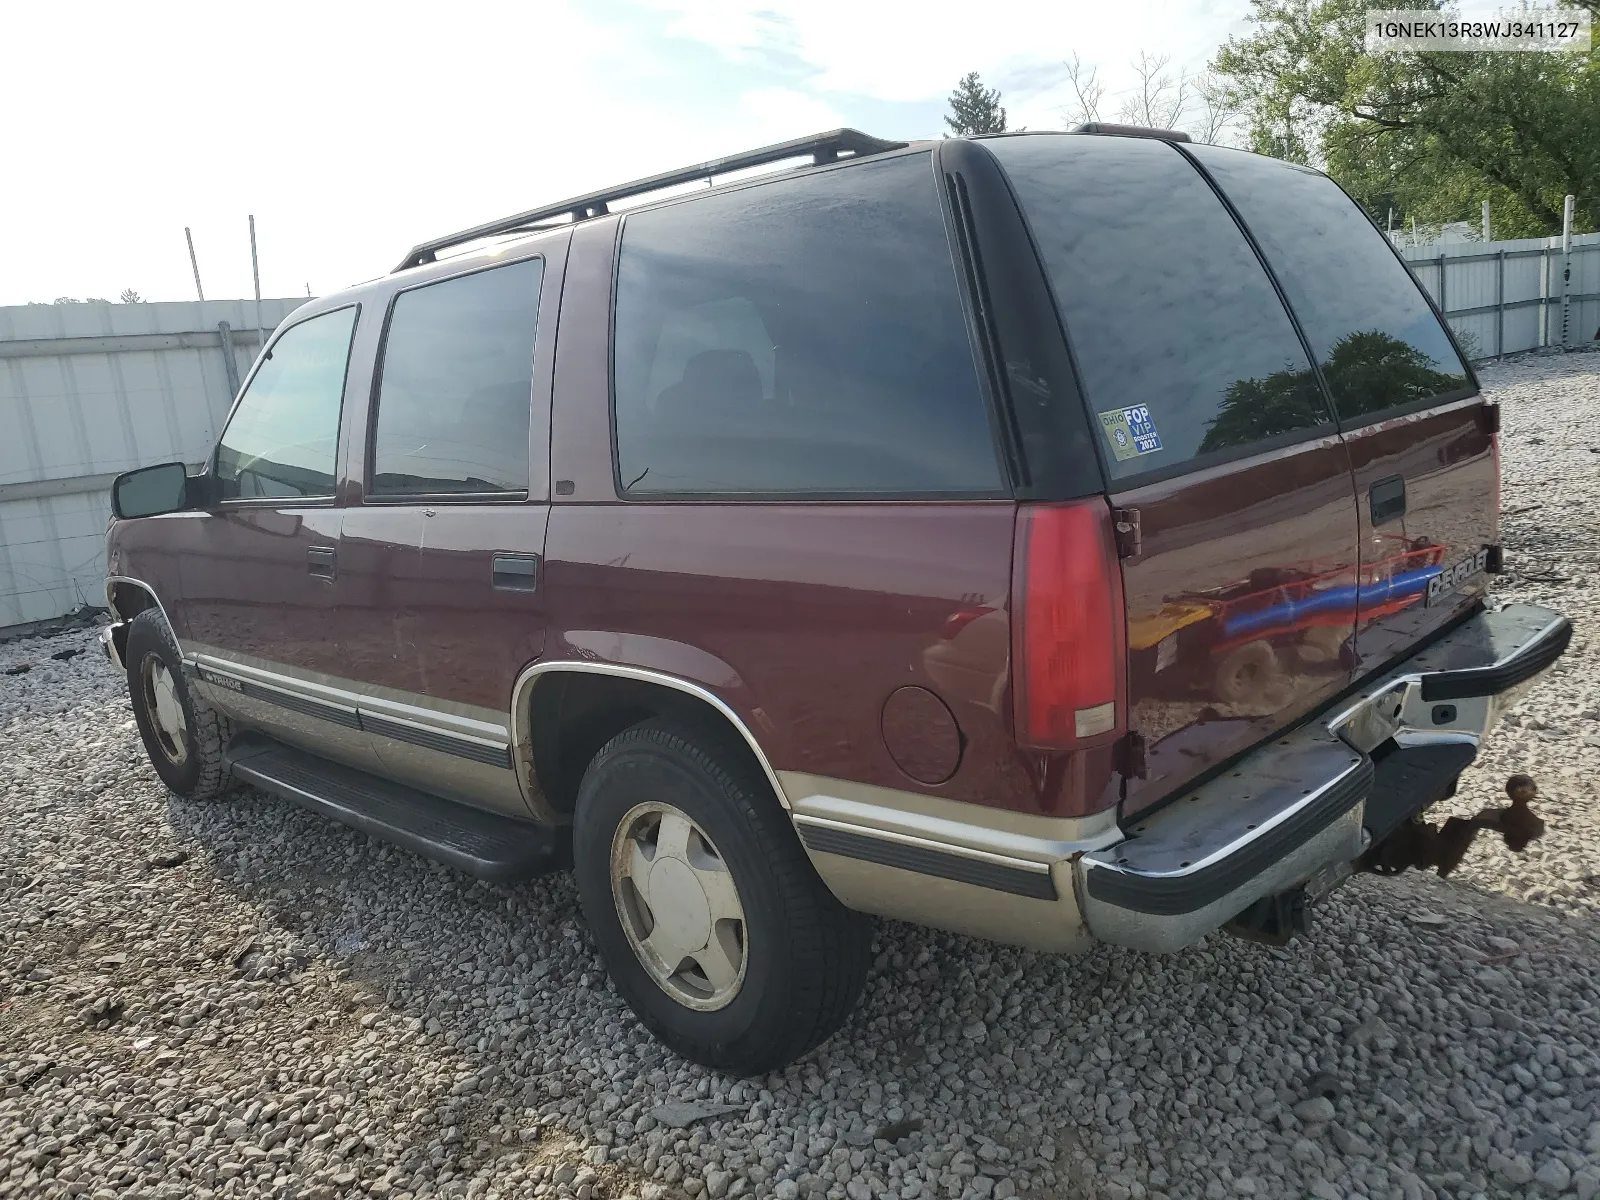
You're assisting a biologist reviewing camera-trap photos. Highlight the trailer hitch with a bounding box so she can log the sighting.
[1362,774,1545,878]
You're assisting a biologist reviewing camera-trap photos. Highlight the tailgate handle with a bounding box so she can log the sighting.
[492,553,540,592]
[1369,476,1406,526]
[306,546,336,579]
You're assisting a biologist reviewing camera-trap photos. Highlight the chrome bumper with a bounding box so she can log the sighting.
[1079,602,1571,954]
[98,621,127,672]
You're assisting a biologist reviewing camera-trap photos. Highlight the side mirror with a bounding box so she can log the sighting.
[111,462,190,519]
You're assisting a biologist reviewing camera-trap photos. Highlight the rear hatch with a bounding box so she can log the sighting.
[1187,146,1495,689]
[987,134,1491,815]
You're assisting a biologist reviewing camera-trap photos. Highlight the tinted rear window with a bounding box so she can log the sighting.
[1189,145,1469,424]
[371,256,543,496]
[612,152,1002,496]
[989,135,1331,482]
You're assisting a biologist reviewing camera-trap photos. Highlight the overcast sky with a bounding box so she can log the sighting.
[0,0,1502,308]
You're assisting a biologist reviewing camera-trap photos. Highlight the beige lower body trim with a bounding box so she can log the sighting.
[184,643,537,819]
[779,772,1120,954]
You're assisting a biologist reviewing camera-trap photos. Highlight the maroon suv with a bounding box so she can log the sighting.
[101,127,1569,1074]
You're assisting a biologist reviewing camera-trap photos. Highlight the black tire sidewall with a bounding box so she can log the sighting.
[125,613,203,796]
[573,730,801,1066]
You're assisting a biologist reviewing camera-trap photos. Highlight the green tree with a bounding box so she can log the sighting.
[1201,330,1464,452]
[1211,0,1599,234]
[1320,328,1466,416]
[945,72,1009,136]
[1200,362,1325,453]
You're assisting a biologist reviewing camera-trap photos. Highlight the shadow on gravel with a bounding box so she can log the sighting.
[167,781,1600,1199]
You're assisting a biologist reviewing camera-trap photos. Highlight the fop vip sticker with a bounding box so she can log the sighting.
[1098,405,1163,462]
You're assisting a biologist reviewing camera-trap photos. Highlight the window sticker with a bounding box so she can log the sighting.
[1098,404,1163,462]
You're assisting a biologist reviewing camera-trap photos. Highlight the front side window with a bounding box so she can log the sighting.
[370,256,544,496]
[1189,145,1470,425]
[612,152,1003,496]
[214,306,357,500]
[988,134,1332,482]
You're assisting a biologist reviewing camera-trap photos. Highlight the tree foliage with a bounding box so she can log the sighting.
[1201,330,1465,452]
[945,72,1009,136]
[1211,0,1599,235]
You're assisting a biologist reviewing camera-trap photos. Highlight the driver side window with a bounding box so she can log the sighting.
[214,306,358,500]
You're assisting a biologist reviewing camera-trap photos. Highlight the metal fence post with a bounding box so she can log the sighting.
[1495,249,1506,359]
[1560,194,1575,349]
[1540,247,1550,348]
[217,322,242,401]
[1437,252,1447,326]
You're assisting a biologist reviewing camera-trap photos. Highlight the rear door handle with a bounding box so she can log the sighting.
[1370,476,1406,526]
[492,553,540,592]
[307,546,336,579]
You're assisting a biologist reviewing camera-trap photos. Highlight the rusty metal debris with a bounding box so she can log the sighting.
[1362,774,1545,877]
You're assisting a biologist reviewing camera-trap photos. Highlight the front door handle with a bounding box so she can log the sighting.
[307,546,336,579]
[491,553,539,592]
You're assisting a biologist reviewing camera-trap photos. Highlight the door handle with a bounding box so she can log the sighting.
[491,553,539,592]
[307,546,336,579]
[1369,476,1406,526]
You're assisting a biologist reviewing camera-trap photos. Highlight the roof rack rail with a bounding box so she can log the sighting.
[394,128,908,272]
[1072,122,1192,143]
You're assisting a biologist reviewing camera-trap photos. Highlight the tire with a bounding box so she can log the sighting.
[573,718,872,1075]
[125,609,234,801]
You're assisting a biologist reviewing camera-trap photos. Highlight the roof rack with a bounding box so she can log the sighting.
[1072,122,1192,143]
[394,128,908,272]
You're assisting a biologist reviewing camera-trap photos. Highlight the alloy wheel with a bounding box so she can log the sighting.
[609,801,748,1011]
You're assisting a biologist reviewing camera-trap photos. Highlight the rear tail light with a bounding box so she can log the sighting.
[1011,500,1128,750]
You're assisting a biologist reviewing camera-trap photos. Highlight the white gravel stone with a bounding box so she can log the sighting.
[3,350,1600,1200]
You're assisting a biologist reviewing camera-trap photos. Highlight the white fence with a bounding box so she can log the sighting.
[0,298,304,633]
[1399,231,1600,360]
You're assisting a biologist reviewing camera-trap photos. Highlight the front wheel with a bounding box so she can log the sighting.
[573,718,872,1074]
[125,609,234,801]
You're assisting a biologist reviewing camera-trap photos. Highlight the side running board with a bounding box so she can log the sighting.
[225,736,569,882]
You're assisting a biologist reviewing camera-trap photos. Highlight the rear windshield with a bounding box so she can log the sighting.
[1188,145,1470,425]
[987,134,1332,483]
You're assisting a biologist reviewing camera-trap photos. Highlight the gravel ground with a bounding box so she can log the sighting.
[3,350,1600,1200]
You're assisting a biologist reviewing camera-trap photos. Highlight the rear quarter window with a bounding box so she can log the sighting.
[611,152,1003,497]
[1188,145,1470,425]
[987,134,1332,483]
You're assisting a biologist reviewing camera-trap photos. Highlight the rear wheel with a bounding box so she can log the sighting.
[125,609,234,801]
[573,718,872,1074]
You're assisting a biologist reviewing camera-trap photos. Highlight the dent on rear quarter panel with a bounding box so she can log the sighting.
[541,502,1122,819]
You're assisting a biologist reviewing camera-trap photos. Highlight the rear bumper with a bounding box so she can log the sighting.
[1079,602,1570,953]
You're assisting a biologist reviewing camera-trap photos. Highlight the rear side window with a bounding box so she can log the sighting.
[1189,145,1469,425]
[215,306,357,500]
[370,256,544,496]
[988,135,1330,482]
[612,152,1002,496]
